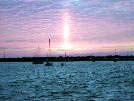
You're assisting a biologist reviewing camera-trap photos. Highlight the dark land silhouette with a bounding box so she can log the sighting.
[0,55,134,62]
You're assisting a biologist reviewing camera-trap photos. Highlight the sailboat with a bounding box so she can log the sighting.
[61,51,66,66]
[45,38,53,66]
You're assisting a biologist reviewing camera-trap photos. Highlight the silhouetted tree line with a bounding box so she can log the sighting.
[0,55,134,62]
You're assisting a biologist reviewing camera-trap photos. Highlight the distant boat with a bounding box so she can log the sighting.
[45,38,53,66]
[61,63,64,66]
[45,61,53,66]
[60,51,66,66]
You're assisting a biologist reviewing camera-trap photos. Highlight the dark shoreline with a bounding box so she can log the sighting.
[0,56,134,62]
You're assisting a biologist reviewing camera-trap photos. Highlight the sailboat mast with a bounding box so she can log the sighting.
[3,49,6,58]
[65,51,66,57]
[49,38,50,49]
[49,38,51,57]
[45,37,53,66]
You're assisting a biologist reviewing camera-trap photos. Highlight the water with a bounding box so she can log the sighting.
[0,61,134,101]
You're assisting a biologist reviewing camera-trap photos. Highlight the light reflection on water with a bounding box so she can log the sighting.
[0,61,134,101]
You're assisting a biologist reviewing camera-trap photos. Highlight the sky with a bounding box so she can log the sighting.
[0,0,134,57]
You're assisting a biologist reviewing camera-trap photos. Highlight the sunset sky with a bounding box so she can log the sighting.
[0,0,134,57]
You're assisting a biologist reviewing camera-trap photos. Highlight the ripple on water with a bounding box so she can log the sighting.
[0,62,134,100]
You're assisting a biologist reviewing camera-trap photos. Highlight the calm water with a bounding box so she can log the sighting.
[0,61,134,101]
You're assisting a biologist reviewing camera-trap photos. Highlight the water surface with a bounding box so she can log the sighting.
[0,61,134,101]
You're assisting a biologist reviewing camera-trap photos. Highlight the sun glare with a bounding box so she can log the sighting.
[64,22,69,40]
[62,12,72,50]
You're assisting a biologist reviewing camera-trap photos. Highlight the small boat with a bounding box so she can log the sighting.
[92,58,96,62]
[61,63,64,66]
[45,61,53,66]
[60,51,67,66]
[45,38,53,66]
[113,58,118,62]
